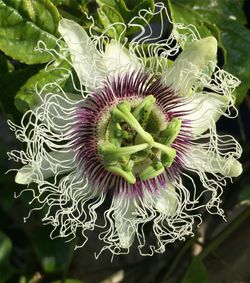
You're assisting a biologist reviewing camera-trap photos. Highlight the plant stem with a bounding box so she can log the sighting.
[198,206,250,260]
[160,235,198,282]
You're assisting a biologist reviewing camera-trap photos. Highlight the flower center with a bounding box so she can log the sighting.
[98,95,181,184]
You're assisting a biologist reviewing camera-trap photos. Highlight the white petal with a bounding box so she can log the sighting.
[15,165,33,184]
[15,150,76,185]
[177,91,228,136]
[114,197,136,249]
[104,40,141,75]
[58,19,105,89]
[164,37,217,94]
[186,147,242,177]
[154,185,178,216]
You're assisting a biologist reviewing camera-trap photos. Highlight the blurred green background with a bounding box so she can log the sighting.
[0,1,250,282]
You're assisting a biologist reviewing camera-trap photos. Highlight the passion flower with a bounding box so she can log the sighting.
[8,3,242,256]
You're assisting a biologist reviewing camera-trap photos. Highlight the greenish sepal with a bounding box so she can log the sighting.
[105,165,136,184]
[139,161,164,180]
[160,118,182,145]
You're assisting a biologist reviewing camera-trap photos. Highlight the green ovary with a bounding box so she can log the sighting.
[98,95,182,184]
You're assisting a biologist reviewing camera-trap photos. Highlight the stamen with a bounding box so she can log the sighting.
[139,161,165,181]
[152,142,176,167]
[160,118,182,145]
[105,164,136,184]
[99,142,149,162]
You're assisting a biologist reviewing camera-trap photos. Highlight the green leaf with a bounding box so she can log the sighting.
[181,257,208,283]
[0,231,14,283]
[0,0,60,64]
[50,0,90,24]
[51,0,86,5]
[168,0,250,105]
[5,0,60,35]
[33,227,74,274]
[97,0,154,23]
[18,276,27,283]
[0,64,41,117]
[97,0,155,37]
[239,184,250,202]
[218,21,250,105]
[0,54,14,74]
[51,280,85,283]
[15,58,72,112]
[0,231,12,263]
[98,5,125,39]
[167,0,212,40]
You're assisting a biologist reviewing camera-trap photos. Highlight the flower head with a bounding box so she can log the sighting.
[8,3,242,256]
